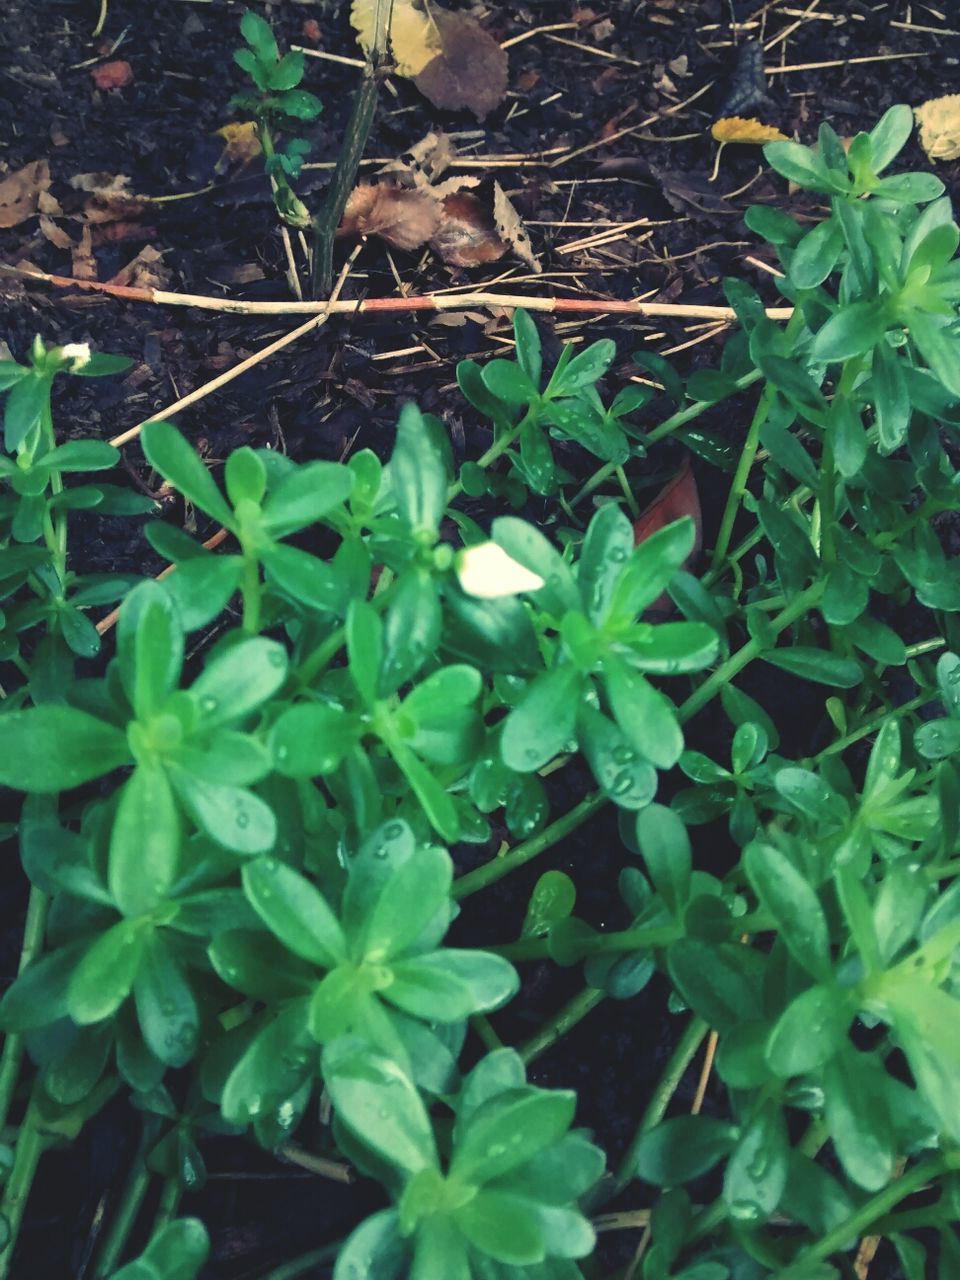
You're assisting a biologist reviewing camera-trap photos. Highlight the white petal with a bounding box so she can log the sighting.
[59,343,91,370]
[456,542,545,599]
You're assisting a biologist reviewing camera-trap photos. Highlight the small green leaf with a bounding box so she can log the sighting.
[109,765,180,917]
[262,461,354,536]
[636,804,690,915]
[501,664,581,773]
[766,984,853,1076]
[242,857,346,966]
[744,842,831,980]
[356,844,452,961]
[452,1087,575,1186]
[632,1115,737,1186]
[724,1101,789,1225]
[762,647,863,688]
[0,706,130,793]
[811,302,892,362]
[134,932,198,1067]
[117,580,184,720]
[385,950,518,1021]
[604,657,683,770]
[141,421,235,528]
[390,402,447,537]
[521,870,577,938]
[68,920,149,1023]
[513,309,542,388]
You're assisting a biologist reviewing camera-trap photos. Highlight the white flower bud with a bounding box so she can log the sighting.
[59,343,91,370]
[456,542,545,599]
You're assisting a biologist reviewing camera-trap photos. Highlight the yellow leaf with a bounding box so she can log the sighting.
[915,94,960,162]
[213,122,262,173]
[711,117,788,145]
[350,0,441,78]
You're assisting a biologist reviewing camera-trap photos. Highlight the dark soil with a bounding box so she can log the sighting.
[2,1,960,1276]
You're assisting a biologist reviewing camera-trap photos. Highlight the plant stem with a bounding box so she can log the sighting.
[0,888,49,1134]
[518,987,605,1064]
[0,1090,47,1280]
[149,1175,182,1237]
[570,368,763,510]
[777,1154,960,1278]
[241,552,262,635]
[453,791,607,900]
[91,1152,153,1278]
[679,582,825,723]
[261,1239,342,1280]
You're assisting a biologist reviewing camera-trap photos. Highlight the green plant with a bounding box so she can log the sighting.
[3,103,960,1280]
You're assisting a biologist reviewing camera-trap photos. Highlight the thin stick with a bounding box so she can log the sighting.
[766,51,929,73]
[106,245,362,448]
[2,269,793,325]
[95,529,230,635]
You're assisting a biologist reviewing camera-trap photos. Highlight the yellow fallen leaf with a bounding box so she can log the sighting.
[351,0,440,77]
[915,94,960,162]
[711,117,788,145]
[214,121,262,173]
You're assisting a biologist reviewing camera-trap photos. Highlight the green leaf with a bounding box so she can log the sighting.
[551,339,617,395]
[455,1190,546,1266]
[521,871,577,938]
[452,1086,575,1185]
[766,984,853,1076]
[262,461,354,537]
[604,518,696,629]
[744,842,831,980]
[390,402,447,537]
[764,140,837,194]
[169,770,276,855]
[3,373,46,451]
[823,1049,894,1190]
[346,600,383,706]
[0,706,130,792]
[907,311,960,400]
[117,580,184,720]
[513,309,542,388]
[868,103,914,172]
[578,705,657,810]
[141,421,235,528]
[388,741,460,841]
[810,302,891,362]
[191,636,287,728]
[790,217,844,289]
[269,702,357,777]
[604,657,683,769]
[134,932,198,1067]
[761,647,863,688]
[481,359,537,405]
[724,1101,789,1224]
[68,919,149,1023]
[262,543,342,612]
[501,664,581,773]
[224,447,266,507]
[622,622,719,675]
[578,503,637,625]
[43,440,119,472]
[492,516,580,617]
[636,804,690,915]
[221,1000,314,1126]
[242,857,346,966]
[0,942,85,1031]
[240,8,279,60]
[268,49,305,91]
[356,844,452,961]
[632,1115,737,1186]
[385,950,518,1020]
[333,1212,406,1280]
[668,940,764,1033]
[380,570,441,694]
[881,982,960,1143]
[322,1039,437,1175]
[109,765,180,917]
[0,360,28,390]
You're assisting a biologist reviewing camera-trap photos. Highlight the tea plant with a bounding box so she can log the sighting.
[2,104,960,1280]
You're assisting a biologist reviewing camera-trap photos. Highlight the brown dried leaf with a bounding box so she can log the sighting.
[380,130,456,188]
[431,188,507,266]
[91,60,134,91]
[915,94,960,162]
[39,214,74,250]
[69,173,146,224]
[492,181,539,273]
[339,183,441,251]
[72,225,97,281]
[413,8,508,119]
[107,245,169,290]
[0,160,50,229]
[633,456,701,615]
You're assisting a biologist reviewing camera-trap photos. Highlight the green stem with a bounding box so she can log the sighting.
[149,1175,182,1237]
[518,987,605,1064]
[777,1155,960,1278]
[0,888,49,1134]
[91,1150,153,1279]
[447,407,538,504]
[571,368,764,510]
[312,68,382,296]
[241,552,262,635]
[0,1090,48,1280]
[260,1240,342,1280]
[710,380,778,572]
[679,582,824,723]
[453,791,606,900]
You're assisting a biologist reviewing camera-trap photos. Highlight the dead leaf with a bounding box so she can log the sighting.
[72,225,97,281]
[339,183,441,251]
[915,94,960,162]
[107,245,169,290]
[414,8,508,118]
[651,165,737,217]
[633,456,701,613]
[302,18,322,43]
[591,18,616,41]
[492,181,539,273]
[0,160,50,229]
[516,68,540,92]
[711,116,788,144]
[39,215,74,250]
[214,122,262,174]
[431,188,507,266]
[69,172,146,223]
[380,130,456,187]
[91,60,134,91]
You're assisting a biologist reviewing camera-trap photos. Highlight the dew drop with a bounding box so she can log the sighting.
[612,745,635,765]
[276,745,289,762]
[383,821,405,840]
[201,696,218,714]
[235,812,249,829]
[267,649,285,667]
[610,770,635,797]
[729,1199,762,1223]
[608,546,627,563]
[374,846,389,860]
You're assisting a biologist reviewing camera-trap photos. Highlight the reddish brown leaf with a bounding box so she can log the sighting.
[633,456,702,614]
[91,60,134,91]
[302,18,322,44]
[431,189,506,267]
[413,9,508,119]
